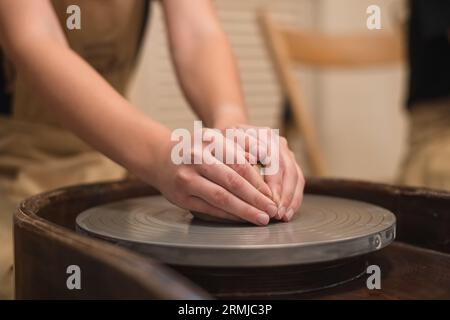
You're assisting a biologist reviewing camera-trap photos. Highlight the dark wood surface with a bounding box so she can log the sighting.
[300,242,450,299]
[14,180,208,299]
[14,178,450,299]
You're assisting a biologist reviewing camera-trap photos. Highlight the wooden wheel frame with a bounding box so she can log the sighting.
[14,178,450,299]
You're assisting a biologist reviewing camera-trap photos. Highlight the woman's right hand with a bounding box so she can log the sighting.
[147,128,278,226]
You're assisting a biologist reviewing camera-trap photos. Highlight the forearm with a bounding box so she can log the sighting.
[6,38,170,182]
[173,32,247,128]
[162,0,248,130]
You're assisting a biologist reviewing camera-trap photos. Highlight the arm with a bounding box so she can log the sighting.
[162,0,247,130]
[162,0,305,221]
[0,0,275,225]
[0,0,170,181]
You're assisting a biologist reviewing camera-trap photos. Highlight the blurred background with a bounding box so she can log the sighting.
[129,0,407,183]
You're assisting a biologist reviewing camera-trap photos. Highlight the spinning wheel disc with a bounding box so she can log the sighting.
[76,194,396,267]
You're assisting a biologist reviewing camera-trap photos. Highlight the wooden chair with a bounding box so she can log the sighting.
[258,11,404,176]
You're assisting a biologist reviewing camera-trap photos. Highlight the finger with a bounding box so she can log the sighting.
[233,125,283,206]
[229,162,272,200]
[235,132,273,199]
[235,125,274,165]
[278,150,298,220]
[221,135,272,198]
[265,174,282,209]
[190,176,271,225]
[265,156,283,209]
[284,160,305,222]
[283,178,303,222]
[223,133,256,165]
[187,196,245,223]
[238,131,269,164]
[259,130,283,207]
[200,152,278,218]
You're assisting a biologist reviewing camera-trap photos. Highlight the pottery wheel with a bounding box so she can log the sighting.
[76,195,396,267]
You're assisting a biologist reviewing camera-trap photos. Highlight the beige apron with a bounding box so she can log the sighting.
[0,0,148,299]
[398,99,450,190]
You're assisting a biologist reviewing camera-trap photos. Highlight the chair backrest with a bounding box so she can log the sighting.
[258,11,404,176]
[282,28,403,68]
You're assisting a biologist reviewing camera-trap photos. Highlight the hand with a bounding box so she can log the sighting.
[148,128,278,225]
[228,125,305,222]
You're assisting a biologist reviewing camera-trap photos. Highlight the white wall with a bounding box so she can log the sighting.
[314,0,407,181]
[128,0,316,130]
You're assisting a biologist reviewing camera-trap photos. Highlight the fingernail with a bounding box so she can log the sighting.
[267,205,278,218]
[277,206,286,220]
[256,213,270,225]
[284,208,294,221]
